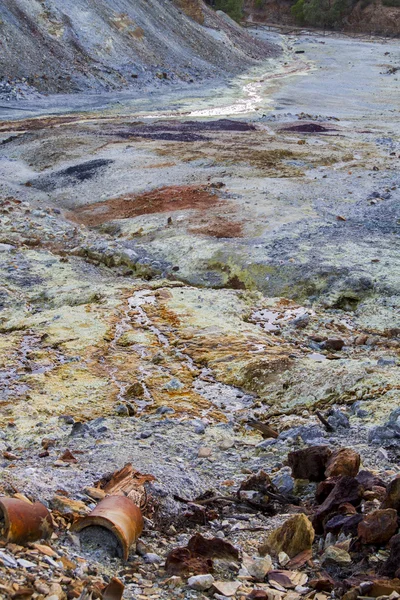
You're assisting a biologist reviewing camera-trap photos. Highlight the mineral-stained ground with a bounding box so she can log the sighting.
[0,16,399,600]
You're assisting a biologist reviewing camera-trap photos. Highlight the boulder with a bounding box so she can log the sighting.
[259,514,315,558]
[288,446,332,482]
[325,448,361,478]
[358,509,398,544]
[381,475,400,511]
[313,476,363,534]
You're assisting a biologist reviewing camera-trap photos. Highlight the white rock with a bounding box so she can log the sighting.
[17,558,36,568]
[0,551,18,567]
[188,574,215,590]
[278,551,290,566]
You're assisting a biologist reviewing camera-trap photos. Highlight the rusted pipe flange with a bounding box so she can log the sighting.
[0,497,53,544]
[73,495,143,560]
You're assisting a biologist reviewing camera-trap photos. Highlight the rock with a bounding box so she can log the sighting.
[212,581,242,596]
[325,448,361,478]
[377,447,389,461]
[363,486,387,502]
[325,514,363,536]
[316,477,340,503]
[198,447,212,458]
[144,552,162,564]
[356,470,386,490]
[380,534,400,578]
[188,574,215,590]
[278,552,290,566]
[45,584,65,600]
[313,476,362,534]
[327,409,350,429]
[381,475,400,511]
[272,469,294,495]
[288,446,332,482]
[291,314,310,329]
[259,514,315,558]
[321,338,345,351]
[322,545,352,566]
[377,357,397,367]
[358,509,398,544]
[242,553,273,581]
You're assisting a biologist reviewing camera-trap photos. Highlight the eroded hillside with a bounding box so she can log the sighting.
[0,0,275,95]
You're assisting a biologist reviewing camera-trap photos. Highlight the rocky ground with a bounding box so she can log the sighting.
[0,27,399,600]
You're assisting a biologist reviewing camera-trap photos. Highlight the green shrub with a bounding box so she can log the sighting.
[215,0,244,21]
[291,0,353,28]
[291,0,306,23]
[382,0,400,6]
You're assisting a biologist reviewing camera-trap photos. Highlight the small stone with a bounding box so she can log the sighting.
[376,447,389,461]
[144,553,162,564]
[115,403,129,416]
[381,475,400,511]
[17,558,36,568]
[188,574,215,590]
[242,553,273,581]
[322,545,352,566]
[212,580,242,596]
[278,552,290,566]
[198,446,212,458]
[321,338,345,351]
[259,514,315,558]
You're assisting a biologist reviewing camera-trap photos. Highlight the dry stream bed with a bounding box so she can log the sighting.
[0,29,399,600]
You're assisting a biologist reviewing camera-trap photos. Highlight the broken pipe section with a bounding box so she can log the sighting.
[73,495,144,560]
[0,497,53,544]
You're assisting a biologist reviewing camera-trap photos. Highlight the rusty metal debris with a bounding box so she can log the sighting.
[0,497,53,544]
[73,495,144,560]
[94,463,156,512]
[102,577,125,600]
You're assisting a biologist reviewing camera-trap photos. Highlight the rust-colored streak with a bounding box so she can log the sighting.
[69,185,221,227]
[188,217,243,238]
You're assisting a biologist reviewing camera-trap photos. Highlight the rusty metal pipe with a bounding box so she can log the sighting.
[73,495,143,560]
[0,497,53,544]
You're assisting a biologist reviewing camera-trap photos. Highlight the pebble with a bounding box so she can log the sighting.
[188,574,215,590]
[198,446,212,458]
[0,551,18,567]
[143,553,162,564]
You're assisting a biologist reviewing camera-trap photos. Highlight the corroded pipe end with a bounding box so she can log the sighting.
[73,495,143,560]
[0,497,53,544]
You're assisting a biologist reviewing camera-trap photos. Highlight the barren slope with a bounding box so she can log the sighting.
[0,0,275,94]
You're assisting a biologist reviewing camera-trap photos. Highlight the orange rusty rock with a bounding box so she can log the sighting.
[325,448,361,478]
[358,509,398,545]
[0,497,53,544]
[73,495,143,560]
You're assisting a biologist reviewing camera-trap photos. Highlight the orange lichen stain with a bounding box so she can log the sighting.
[70,185,222,227]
